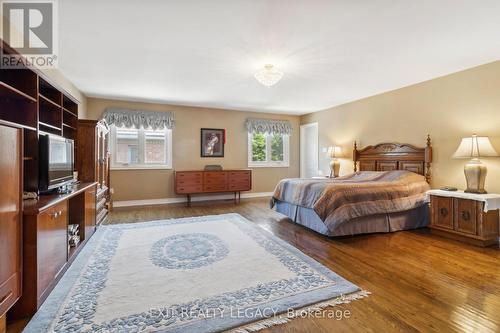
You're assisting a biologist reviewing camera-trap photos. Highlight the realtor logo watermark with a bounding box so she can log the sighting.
[1,0,58,68]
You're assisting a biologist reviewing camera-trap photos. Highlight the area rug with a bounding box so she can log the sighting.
[24,213,368,333]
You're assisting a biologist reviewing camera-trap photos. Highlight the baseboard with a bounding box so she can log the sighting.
[113,192,274,208]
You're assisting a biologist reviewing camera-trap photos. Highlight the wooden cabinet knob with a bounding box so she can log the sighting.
[461,211,471,221]
[51,210,63,219]
[439,207,449,217]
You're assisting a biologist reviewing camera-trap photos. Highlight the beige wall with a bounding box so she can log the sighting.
[301,61,500,193]
[86,98,300,201]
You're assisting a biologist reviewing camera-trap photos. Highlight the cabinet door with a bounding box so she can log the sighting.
[85,186,97,239]
[454,199,478,235]
[0,124,22,316]
[431,196,453,230]
[37,202,68,300]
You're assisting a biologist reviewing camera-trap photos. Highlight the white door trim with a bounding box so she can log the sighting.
[300,122,319,178]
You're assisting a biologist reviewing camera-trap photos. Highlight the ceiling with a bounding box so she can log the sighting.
[58,0,500,115]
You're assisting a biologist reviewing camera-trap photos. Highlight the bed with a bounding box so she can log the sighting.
[272,137,433,236]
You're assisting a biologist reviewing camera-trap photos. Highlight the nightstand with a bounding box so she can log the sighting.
[427,190,500,247]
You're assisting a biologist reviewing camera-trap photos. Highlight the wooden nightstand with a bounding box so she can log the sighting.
[427,190,500,247]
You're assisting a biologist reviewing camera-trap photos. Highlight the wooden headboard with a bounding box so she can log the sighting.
[353,135,432,183]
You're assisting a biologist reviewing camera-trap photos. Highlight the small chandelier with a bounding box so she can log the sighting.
[254,64,284,87]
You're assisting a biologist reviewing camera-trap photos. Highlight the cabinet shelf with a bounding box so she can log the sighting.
[63,123,76,130]
[0,41,79,192]
[0,66,37,101]
[39,93,62,108]
[0,81,37,102]
[39,122,62,136]
[62,94,78,116]
[63,108,78,117]
[39,121,61,131]
[39,77,62,106]
[0,119,36,132]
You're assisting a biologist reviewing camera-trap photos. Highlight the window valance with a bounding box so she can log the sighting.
[245,118,292,135]
[102,108,175,130]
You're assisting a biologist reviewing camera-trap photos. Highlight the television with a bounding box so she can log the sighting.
[39,134,74,192]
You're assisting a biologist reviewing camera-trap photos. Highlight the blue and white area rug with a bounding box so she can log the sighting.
[25,213,368,333]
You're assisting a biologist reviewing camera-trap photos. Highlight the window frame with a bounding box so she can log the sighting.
[109,125,173,170]
[247,132,290,168]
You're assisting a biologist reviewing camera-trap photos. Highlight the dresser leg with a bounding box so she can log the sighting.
[187,194,191,207]
[238,191,241,203]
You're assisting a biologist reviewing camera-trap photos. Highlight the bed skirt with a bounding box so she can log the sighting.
[274,201,429,237]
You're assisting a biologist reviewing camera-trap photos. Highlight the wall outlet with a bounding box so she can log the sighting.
[110,188,115,194]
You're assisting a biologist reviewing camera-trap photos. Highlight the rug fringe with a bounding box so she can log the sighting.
[227,290,370,333]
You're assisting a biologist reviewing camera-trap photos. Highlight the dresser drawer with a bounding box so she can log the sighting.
[229,176,250,183]
[176,172,203,180]
[431,196,453,230]
[229,180,251,186]
[205,178,227,185]
[204,172,227,179]
[203,185,227,192]
[176,185,203,194]
[229,170,251,178]
[229,183,251,191]
[454,199,478,235]
[176,178,202,186]
[0,273,20,317]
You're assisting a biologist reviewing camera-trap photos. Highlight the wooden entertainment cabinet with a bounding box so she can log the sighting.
[0,40,104,320]
[10,183,97,318]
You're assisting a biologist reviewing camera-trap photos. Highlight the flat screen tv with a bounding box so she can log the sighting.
[39,134,74,192]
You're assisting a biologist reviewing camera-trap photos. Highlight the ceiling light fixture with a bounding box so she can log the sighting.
[254,64,284,87]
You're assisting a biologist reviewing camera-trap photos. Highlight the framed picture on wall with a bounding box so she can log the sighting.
[201,128,225,157]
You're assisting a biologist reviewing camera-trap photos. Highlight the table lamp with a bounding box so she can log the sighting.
[453,134,498,194]
[327,146,343,178]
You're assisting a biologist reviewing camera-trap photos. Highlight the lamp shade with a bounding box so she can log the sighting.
[453,135,498,159]
[327,146,343,158]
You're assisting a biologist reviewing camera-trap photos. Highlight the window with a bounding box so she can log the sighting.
[110,125,172,169]
[248,132,289,167]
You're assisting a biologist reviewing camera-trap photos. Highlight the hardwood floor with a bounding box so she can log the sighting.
[8,197,500,332]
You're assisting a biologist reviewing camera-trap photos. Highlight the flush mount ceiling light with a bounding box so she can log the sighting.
[254,64,284,87]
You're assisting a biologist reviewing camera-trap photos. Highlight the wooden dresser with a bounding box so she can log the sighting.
[175,170,252,206]
[428,190,500,247]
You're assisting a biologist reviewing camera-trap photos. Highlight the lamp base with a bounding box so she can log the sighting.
[464,160,487,194]
[329,159,340,178]
[464,189,487,194]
